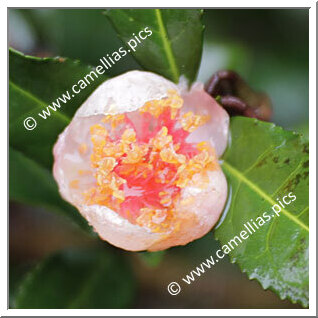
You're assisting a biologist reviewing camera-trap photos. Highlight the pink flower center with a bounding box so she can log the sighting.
[73,90,218,233]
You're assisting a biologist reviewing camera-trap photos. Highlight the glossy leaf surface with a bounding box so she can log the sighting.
[216,117,309,306]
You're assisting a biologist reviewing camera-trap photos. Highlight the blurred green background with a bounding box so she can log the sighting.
[9,9,308,308]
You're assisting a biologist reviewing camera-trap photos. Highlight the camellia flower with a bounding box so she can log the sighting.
[53,71,229,251]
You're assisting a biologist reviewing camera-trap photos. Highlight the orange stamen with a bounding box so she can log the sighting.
[82,90,218,233]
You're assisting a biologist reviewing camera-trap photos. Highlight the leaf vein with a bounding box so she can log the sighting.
[9,81,70,124]
[222,161,309,232]
[154,9,180,82]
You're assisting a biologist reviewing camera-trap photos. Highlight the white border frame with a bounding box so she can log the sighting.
[3,1,316,316]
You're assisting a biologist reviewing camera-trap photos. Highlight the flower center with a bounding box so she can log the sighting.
[74,90,217,233]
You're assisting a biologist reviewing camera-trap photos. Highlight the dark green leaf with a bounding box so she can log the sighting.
[9,147,92,233]
[106,9,204,83]
[9,48,109,232]
[9,263,34,308]
[9,48,108,169]
[15,248,135,308]
[215,117,309,306]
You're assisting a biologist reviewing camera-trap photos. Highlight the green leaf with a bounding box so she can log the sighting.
[138,251,165,267]
[9,49,108,232]
[9,147,92,233]
[106,9,204,83]
[9,263,34,308]
[9,48,108,169]
[215,117,309,306]
[14,248,135,308]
